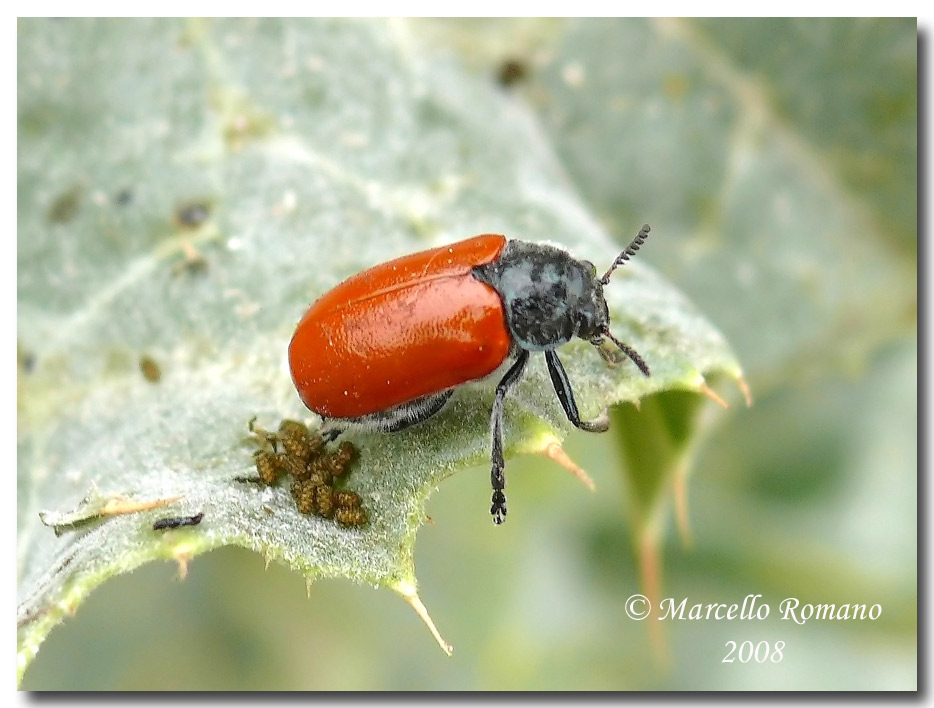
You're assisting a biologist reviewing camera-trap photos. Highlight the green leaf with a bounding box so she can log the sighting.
[613,392,708,532]
[415,18,915,382]
[525,18,916,383]
[406,18,916,681]
[17,18,742,681]
[608,391,712,660]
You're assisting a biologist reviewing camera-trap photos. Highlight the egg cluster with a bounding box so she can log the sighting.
[249,418,367,528]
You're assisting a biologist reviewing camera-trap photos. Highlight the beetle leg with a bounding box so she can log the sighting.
[321,391,454,434]
[545,349,610,433]
[379,391,454,431]
[490,350,529,525]
[320,426,342,443]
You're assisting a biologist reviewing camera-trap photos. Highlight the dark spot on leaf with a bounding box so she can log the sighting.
[114,188,134,206]
[497,58,529,87]
[175,202,211,229]
[19,345,36,373]
[139,355,162,383]
[47,184,83,224]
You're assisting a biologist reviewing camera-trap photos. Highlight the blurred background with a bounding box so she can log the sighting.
[19,18,916,690]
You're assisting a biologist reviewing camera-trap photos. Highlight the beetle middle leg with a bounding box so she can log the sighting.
[490,350,529,525]
[545,350,609,433]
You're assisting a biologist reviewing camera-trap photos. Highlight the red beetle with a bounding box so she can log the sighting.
[289,226,652,524]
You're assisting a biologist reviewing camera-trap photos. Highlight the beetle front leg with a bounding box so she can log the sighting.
[545,350,609,433]
[489,350,529,525]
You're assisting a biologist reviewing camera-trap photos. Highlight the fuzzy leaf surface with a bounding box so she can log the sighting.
[17,18,741,679]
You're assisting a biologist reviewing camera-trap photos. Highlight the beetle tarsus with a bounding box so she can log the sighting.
[491,491,507,524]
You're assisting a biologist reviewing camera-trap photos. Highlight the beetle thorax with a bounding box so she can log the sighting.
[472,241,609,351]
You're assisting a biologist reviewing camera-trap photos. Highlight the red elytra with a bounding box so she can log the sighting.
[288,235,512,420]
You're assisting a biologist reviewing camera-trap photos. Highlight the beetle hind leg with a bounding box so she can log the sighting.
[325,390,454,434]
[378,391,454,432]
[320,426,342,442]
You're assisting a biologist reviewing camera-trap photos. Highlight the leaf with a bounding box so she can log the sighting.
[524,16,915,600]
[524,18,916,383]
[408,19,916,674]
[414,18,915,381]
[608,391,713,660]
[17,18,742,682]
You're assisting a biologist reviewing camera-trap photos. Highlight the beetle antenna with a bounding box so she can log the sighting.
[602,329,650,377]
[600,224,650,285]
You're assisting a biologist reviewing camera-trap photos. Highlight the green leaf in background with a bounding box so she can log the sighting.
[526,18,916,383]
[524,18,916,690]
[609,391,714,661]
[17,17,742,685]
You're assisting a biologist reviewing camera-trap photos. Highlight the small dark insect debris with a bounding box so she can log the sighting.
[334,506,368,528]
[278,419,324,462]
[332,490,362,509]
[313,484,336,518]
[290,479,317,515]
[246,417,368,527]
[333,489,367,528]
[278,451,307,479]
[152,512,204,531]
[254,450,284,485]
[306,459,333,486]
[175,202,211,229]
[496,58,529,87]
[139,355,162,383]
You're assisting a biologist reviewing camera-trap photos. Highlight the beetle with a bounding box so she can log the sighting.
[288,225,652,524]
